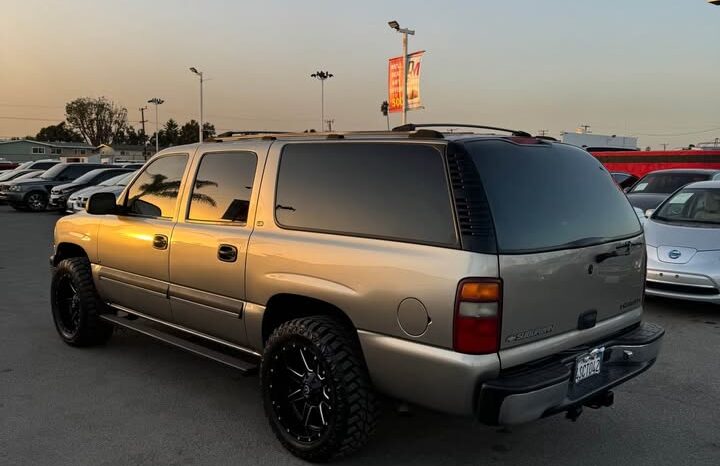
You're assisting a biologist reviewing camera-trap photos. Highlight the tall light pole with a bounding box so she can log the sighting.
[311,71,333,131]
[147,98,164,154]
[388,20,415,125]
[189,67,204,142]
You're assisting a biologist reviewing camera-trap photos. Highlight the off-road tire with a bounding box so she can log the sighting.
[261,316,377,462]
[51,257,113,346]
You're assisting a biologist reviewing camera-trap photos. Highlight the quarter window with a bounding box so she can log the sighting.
[188,151,258,223]
[125,154,188,218]
[275,143,457,246]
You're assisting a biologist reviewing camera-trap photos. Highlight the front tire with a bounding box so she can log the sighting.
[51,257,113,346]
[261,316,377,462]
[25,191,48,211]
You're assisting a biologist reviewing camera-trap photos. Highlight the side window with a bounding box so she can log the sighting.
[125,154,188,218]
[188,151,257,223]
[275,143,458,246]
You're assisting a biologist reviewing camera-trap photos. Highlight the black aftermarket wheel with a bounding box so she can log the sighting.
[261,316,377,462]
[51,257,113,346]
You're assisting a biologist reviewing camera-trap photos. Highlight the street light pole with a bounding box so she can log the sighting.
[147,98,164,154]
[311,71,333,131]
[388,21,415,125]
[189,67,204,142]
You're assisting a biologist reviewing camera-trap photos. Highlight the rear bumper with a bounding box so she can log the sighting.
[476,322,664,425]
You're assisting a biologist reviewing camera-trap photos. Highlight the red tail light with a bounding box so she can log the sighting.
[453,279,502,354]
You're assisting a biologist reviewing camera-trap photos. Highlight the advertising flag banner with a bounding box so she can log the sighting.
[387,51,424,113]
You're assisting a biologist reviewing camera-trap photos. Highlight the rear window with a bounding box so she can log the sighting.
[275,143,457,246]
[630,172,711,194]
[466,140,641,254]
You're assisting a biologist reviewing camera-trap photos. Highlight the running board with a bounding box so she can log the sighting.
[100,314,258,375]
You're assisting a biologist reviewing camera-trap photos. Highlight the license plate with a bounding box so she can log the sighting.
[574,347,604,384]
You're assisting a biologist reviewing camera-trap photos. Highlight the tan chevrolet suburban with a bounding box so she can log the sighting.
[50,124,664,461]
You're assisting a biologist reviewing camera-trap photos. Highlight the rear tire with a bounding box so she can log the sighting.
[24,191,48,212]
[261,316,377,462]
[51,257,113,346]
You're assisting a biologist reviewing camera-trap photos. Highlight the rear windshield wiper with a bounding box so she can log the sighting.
[595,240,643,263]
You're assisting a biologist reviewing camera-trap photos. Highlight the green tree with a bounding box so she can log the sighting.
[178,120,216,145]
[178,119,200,145]
[65,97,128,145]
[118,125,147,146]
[159,119,180,147]
[35,122,83,142]
[202,122,216,140]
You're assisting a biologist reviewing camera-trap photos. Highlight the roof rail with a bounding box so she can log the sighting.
[211,130,292,142]
[392,123,532,138]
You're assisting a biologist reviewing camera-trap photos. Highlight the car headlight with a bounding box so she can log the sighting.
[8,185,22,192]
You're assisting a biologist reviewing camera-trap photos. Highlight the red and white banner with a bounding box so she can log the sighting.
[388,51,424,113]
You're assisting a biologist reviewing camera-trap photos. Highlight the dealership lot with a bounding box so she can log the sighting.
[1,208,719,466]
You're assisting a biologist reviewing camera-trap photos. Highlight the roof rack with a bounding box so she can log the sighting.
[392,123,532,138]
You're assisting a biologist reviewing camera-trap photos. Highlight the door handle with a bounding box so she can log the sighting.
[153,234,168,250]
[217,244,238,263]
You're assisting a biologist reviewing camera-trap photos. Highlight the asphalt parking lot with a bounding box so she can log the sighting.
[1,208,719,466]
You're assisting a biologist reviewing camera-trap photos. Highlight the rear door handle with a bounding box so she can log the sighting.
[153,234,168,250]
[217,244,238,263]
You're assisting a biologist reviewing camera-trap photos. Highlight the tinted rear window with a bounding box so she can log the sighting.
[275,143,457,246]
[630,172,712,194]
[466,140,641,253]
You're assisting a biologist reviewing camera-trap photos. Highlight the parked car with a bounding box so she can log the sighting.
[0,168,43,183]
[66,171,136,213]
[49,167,133,211]
[0,163,110,211]
[0,161,20,172]
[0,170,45,205]
[50,126,664,461]
[644,180,720,303]
[611,171,639,190]
[626,169,720,211]
[13,159,61,172]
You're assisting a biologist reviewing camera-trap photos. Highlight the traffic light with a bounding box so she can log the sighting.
[380,100,389,116]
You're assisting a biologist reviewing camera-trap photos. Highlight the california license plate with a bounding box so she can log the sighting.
[574,347,604,384]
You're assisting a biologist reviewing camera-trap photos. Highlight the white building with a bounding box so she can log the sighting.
[561,132,638,151]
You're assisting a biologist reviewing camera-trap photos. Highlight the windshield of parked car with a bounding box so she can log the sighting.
[15,162,32,170]
[629,172,711,194]
[73,169,107,184]
[38,164,66,179]
[466,140,642,253]
[0,170,30,182]
[654,188,720,225]
[103,171,135,186]
[14,171,43,181]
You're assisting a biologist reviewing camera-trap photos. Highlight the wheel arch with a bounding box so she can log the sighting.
[261,293,357,345]
[53,242,89,267]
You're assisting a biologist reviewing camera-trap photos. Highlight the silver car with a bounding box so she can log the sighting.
[66,171,136,213]
[645,180,720,303]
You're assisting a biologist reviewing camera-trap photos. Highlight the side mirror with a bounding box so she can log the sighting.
[644,209,655,218]
[87,192,118,215]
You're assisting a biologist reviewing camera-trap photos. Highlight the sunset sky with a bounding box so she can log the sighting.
[1,0,719,148]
